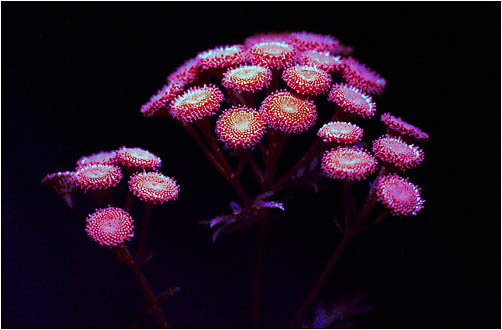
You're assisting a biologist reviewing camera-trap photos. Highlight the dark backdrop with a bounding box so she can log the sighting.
[2,2,500,329]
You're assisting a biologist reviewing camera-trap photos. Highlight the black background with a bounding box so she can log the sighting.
[2,2,501,329]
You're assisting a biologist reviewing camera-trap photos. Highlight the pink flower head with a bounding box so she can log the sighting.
[77,150,118,168]
[117,147,162,171]
[259,90,317,134]
[141,82,185,118]
[222,65,272,93]
[317,121,363,145]
[328,83,376,119]
[321,147,378,182]
[244,32,291,50]
[372,135,424,171]
[170,84,224,123]
[197,45,246,70]
[74,164,122,191]
[167,57,200,85]
[282,65,332,96]
[86,207,134,247]
[215,106,266,149]
[376,174,425,216]
[381,113,430,143]
[298,50,344,74]
[247,41,297,69]
[129,172,180,205]
[342,57,386,96]
[42,171,76,195]
[288,32,340,53]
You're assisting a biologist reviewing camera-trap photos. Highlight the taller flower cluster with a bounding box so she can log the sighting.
[140,30,428,217]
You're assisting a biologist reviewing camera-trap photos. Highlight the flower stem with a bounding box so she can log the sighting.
[355,166,387,224]
[250,221,271,328]
[290,234,352,328]
[179,121,227,177]
[124,192,134,212]
[196,117,252,205]
[240,149,265,189]
[114,244,168,328]
[270,138,324,193]
[343,182,353,229]
[136,204,153,263]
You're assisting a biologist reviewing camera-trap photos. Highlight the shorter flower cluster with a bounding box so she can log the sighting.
[43,147,180,247]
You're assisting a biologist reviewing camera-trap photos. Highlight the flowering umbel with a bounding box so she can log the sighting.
[140,30,428,234]
[42,29,430,329]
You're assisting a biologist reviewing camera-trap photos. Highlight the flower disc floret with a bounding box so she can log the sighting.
[77,150,118,168]
[376,174,424,216]
[259,90,317,134]
[317,121,363,145]
[282,65,332,96]
[141,83,185,118]
[197,45,246,70]
[42,171,76,194]
[75,164,122,191]
[342,57,386,95]
[321,147,378,182]
[288,32,340,53]
[244,32,291,50]
[222,65,272,93]
[381,113,429,143]
[167,58,200,85]
[129,172,180,205]
[215,106,266,149]
[328,83,376,119]
[117,147,162,170]
[247,41,297,69]
[86,207,134,247]
[299,51,344,73]
[372,135,424,171]
[170,84,224,123]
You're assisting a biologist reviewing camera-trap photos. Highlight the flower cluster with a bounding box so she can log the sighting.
[43,147,179,246]
[139,31,428,221]
[43,30,430,328]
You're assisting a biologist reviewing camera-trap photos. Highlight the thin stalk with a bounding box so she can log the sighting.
[124,192,134,212]
[269,105,341,193]
[270,138,324,193]
[196,117,252,205]
[136,204,153,263]
[240,149,265,189]
[231,89,250,107]
[235,154,246,178]
[357,209,391,232]
[355,166,387,224]
[343,182,353,229]
[290,235,353,328]
[263,129,288,188]
[249,129,286,327]
[114,244,168,328]
[250,221,271,328]
[179,121,227,177]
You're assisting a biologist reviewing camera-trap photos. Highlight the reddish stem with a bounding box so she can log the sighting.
[343,182,353,229]
[114,244,168,328]
[269,106,343,193]
[179,121,227,177]
[136,204,153,263]
[240,149,265,189]
[124,192,134,212]
[355,166,387,224]
[196,117,252,205]
[290,234,353,328]
[250,221,271,328]
[270,138,324,193]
